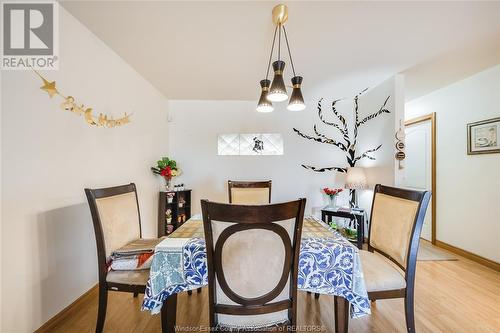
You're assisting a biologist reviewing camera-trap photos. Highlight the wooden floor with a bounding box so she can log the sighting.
[47,252,500,333]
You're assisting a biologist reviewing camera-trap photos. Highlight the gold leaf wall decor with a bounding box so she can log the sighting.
[32,68,131,128]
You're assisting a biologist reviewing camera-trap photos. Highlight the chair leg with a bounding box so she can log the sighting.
[404,294,416,333]
[187,290,193,295]
[133,291,139,298]
[197,287,202,293]
[95,285,108,333]
[315,293,320,299]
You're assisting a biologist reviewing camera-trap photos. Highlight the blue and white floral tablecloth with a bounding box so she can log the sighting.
[142,216,370,318]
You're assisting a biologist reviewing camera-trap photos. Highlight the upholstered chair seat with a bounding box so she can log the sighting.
[106,270,150,286]
[359,250,406,292]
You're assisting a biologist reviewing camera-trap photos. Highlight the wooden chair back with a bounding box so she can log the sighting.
[228,180,272,204]
[201,199,306,331]
[368,184,431,274]
[85,183,142,280]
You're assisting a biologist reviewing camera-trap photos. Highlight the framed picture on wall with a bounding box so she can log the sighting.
[467,117,500,155]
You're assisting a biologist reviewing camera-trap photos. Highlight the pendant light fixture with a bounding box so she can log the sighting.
[256,79,273,112]
[256,4,305,112]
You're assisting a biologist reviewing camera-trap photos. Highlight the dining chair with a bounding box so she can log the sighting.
[85,183,152,333]
[201,198,306,332]
[359,184,431,333]
[227,180,272,204]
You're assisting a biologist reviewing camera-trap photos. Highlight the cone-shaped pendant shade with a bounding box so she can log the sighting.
[287,76,306,111]
[267,61,288,102]
[256,79,273,113]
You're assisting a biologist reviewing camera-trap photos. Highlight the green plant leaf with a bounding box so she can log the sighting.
[154,157,178,171]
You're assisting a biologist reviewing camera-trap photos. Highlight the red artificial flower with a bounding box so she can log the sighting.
[161,166,172,179]
[323,187,343,196]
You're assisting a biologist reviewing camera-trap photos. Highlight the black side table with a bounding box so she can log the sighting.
[321,206,365,249]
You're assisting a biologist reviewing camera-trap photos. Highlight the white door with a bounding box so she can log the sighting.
[402,119,433,241]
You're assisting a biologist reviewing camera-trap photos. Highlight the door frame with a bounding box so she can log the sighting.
[405,113,437,244]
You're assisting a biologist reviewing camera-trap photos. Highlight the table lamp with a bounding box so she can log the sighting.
[344,167,367,208]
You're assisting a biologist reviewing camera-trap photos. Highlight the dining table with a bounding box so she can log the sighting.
[142,214,371,333]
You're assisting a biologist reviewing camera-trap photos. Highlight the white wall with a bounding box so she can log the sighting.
[1,7,168,332]
[0,66,3,330]
[168,77,402,216]
[356,76,404,213]
[406,65,500,262]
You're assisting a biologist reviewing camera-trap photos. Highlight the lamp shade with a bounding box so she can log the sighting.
[345,167,367,190]
[287,76,305,111]
[256,79,274,112]
[267,60,288,102]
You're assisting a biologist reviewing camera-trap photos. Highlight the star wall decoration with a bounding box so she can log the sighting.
[40,78,58,98]
[31,68,131,128]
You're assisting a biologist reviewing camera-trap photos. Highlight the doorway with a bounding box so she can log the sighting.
[403,113,436,244]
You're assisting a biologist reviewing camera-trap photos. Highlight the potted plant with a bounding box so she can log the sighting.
[323,187,343,208]
[178,197,185,208]
[166,192,175,204]
[151,157,181,190]
[165,209,172,224]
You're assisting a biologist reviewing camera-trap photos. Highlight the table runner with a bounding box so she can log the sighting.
[142,215,370,318]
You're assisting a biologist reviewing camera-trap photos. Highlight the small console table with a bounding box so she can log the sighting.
[321,206,366,249]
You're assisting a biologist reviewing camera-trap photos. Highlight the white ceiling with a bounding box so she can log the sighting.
[61,1,500,101]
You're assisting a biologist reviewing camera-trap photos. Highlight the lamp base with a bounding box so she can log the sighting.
[349,189,357,208]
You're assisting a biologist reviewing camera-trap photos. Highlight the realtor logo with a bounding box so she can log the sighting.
[1,1,59,70]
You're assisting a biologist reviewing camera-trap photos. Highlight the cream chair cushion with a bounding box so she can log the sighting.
[369,193,419,268]
[106,269,149,286]
[210,219,294,329]
[359,250,406,292]
[95,192,141,257]
[230,187,270,204]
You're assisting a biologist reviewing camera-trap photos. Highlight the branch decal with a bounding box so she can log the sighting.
[354,144,382,163]
[294,89,391,174]
[357,95,390,127]
[301,165,347,173]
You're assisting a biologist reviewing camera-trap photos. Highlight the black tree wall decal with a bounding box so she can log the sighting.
[293,89,391,205]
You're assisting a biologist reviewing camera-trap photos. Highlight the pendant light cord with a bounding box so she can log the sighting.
[278,24,281,61]
[283,25,296,77]
[265,25,279,80]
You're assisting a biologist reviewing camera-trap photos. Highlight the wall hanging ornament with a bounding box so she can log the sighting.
[32,68,131,128]
[293,89,391,205]
[395,119,406,169]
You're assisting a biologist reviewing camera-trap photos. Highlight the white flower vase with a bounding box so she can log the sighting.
[328,195,337,208]
[164,177,173,191]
